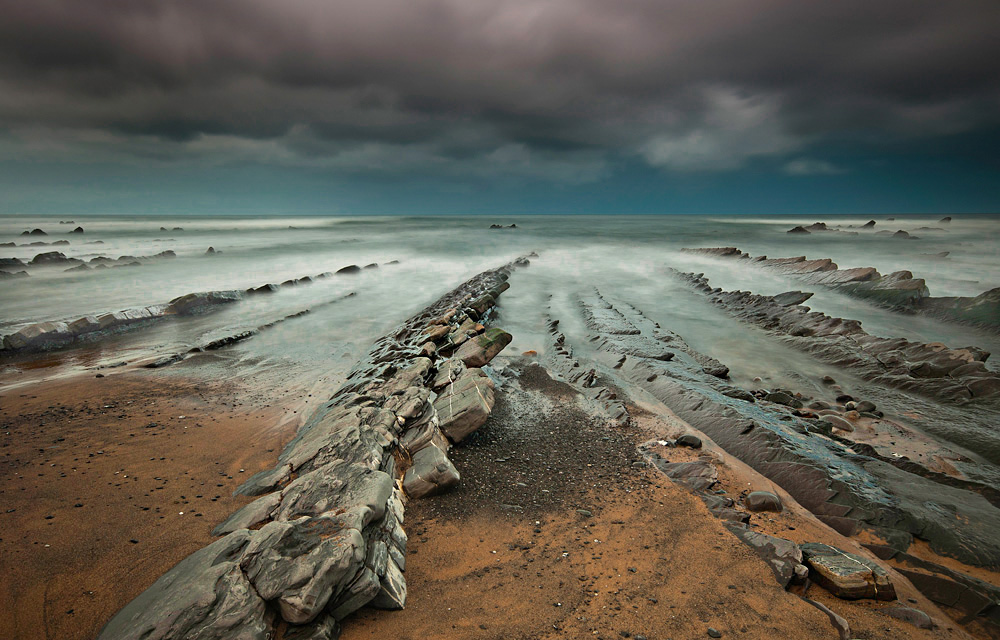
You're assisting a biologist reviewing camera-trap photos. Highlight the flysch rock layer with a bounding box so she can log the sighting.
[0,263,391,355]
[542,287,1000,569]
[682,247,1000,332]
[671,270,1000,403]
[530,285,999,633]
[96,256,528,640]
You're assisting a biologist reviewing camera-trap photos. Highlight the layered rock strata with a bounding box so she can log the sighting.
[540,287,1000,569]
[682,247,1000,331]
[0,264,388,354]
[97,258,524,640]
[531,285,998,631]
[672,270,1000,402]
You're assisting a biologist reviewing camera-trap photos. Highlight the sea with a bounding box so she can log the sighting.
[2,213,999,469]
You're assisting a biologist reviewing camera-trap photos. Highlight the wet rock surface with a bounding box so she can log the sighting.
[684,246,1000,331]
[800,542,896,601]
[97,258,525,640]
[673,269,1000,402]
[537,282,1000,571]
[0,264,383,356]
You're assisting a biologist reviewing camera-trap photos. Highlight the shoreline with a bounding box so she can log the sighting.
[2,252,999,640]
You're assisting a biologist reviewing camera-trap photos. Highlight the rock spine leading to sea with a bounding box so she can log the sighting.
[96,256,527,640]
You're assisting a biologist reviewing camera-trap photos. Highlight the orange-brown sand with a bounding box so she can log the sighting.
[0,369,297,640]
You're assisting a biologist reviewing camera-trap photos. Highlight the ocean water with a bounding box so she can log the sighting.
[2,213,999,465]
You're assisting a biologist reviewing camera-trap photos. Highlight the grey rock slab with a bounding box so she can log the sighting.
[273,460,393,525]
[328,567,381,620]
[434,367,496,443]
[399,420,450,457]
[725,524,802,588]
[240,515,367,625]
[801,542,896,601]
[369,556,407,610]
[97,530,272,640]
[454,327,512,367]
[772,291,814,306]
[402,443,460,498]
[212,492,282,536]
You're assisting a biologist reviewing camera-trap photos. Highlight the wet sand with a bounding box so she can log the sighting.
[0,368,299,640]
[343,363,967,640]
[0,359,988,640]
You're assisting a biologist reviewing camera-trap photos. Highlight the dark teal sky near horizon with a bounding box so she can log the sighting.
[1,1,998,215]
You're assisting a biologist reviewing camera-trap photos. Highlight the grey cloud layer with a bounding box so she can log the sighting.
[2,0,998,177]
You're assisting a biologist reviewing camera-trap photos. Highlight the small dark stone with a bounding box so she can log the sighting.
[708,628,722,638]
[675,434,703,448]
[130,539,139,544]
[745,491,783,512]
[765,391,802,408]
[835,394,854,403]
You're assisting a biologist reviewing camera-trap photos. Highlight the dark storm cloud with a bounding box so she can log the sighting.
[1,0,998,177]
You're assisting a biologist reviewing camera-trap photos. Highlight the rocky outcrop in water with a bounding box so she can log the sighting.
[673,270,1000,402]
[0,265,375,355]
[682,247,1000,331]
[539,286,1000,572]
[97,258,524,640]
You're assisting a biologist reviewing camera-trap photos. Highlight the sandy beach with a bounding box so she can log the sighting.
[0,369,299,640]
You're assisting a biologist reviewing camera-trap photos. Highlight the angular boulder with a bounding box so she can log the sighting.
[433,367,495,442]
[402,444,460,498]
[801,542,896,600]
[240,514,368,624]
[454,327,512,368]
[745,490,783,512]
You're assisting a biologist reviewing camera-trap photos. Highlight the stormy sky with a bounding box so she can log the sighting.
[1,0,998,214]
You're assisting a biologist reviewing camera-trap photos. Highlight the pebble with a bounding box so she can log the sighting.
[708,628,722,638]
[576,509,593,517]
[855,400,877,413]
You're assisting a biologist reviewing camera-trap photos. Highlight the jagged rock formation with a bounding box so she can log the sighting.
[0,265,380,355]
[538,287,1000,570]
[682,247,1000,331]
[97,257,525,640]
[672,270,1000,402]
[145,294,356,369]
[865,543,1000,632]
